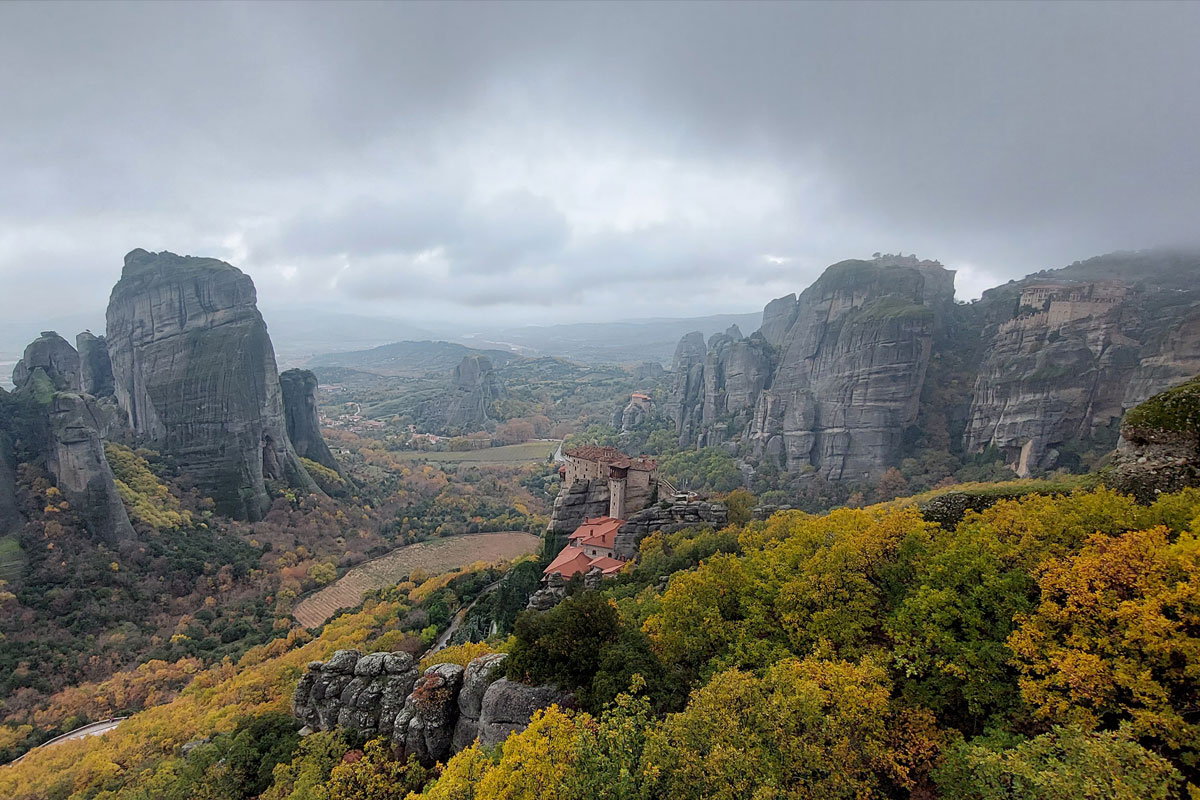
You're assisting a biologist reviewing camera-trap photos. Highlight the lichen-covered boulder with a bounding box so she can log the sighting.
[477,678,576,749]
[1108,374,1200,502]
[451,653,507,751]
[393,663,465,766]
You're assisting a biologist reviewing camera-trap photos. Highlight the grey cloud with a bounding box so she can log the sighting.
[1,1,1198,338]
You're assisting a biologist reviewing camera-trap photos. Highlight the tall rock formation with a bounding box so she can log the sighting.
[668,255,953,481]
[964,252,1200,475]
[279,368,343,474]
[665,248,1200,484]
[665,331,708,446]
[45,392,134,541]
[8,334,133,541]
[418,354,507,433]
[106,249,317,520]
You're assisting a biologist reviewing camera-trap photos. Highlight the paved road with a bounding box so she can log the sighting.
[10,717,127,764]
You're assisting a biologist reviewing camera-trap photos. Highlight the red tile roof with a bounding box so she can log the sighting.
[590,557,626,575]
[569,516,624,549]
[543,547,595,580]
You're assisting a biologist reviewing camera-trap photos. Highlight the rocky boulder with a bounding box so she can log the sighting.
[1107,375,1200,502]
[476,678,576,748]
[105,250,317,520]
[393,663,465,766]
[279,369,342,474]
[614,500,729,559]
[451,653,508,750]
[11,331,80,392]
[526,572,567,611]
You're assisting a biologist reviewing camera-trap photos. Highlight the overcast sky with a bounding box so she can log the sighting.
[2,0,1198,333]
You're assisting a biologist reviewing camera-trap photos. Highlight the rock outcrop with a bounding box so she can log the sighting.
[8,333,133,542]
[546,479,611,538]
[76,332,114,398]
[451,653,508,751]
[293,650,420,737]
[476,679,576,748]
[964,258,1200,476]
[393,663,464,764]
[1107,374,1200,502]
[747,256,953,481]
[292,650,567,764]
[671,327,773,449]
[614,500,729,559]
[665,249,1200,483]
[106,249,317,520]
[417,355,507,434]
[279,369,342,474]
[46,393,134,541]
[11,331,81,392]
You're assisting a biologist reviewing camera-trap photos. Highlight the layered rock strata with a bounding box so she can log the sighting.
[964,269,1200,475]
[292,650,571,766]
[106,249,317,520]
[279,368,342,473]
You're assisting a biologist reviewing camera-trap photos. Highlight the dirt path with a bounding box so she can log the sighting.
[293,532,539,629]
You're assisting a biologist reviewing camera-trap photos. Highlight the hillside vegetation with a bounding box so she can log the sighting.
[4,485,1200,799]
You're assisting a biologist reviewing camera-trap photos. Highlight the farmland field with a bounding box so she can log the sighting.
[292,531,540,628]
[389,440,559,464]
[0,537,25,582]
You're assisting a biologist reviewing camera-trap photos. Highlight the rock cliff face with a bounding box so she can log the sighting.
[963,255,1200,475]
[614,500,729,559]
[46,393,134,541]
[106,249,317,520]
[666,249,1200,483]
[279,369,342,474]
[547,479,611,537]
[748,257,953,481]
[293,650,570,766]
[76,332,114,398]
[8,333,133,541]
[1106,373,1200,502]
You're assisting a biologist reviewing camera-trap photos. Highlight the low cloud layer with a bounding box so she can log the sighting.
[2,1,1198,333]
